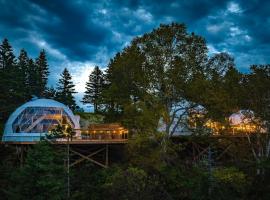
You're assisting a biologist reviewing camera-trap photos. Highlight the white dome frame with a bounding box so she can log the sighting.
[2,98,80,142]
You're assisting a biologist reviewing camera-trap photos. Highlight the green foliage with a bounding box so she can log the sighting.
[0,38,21,120]
[26,58,39,96]
[127,133,166,171]
[0,121,4,136]
[18,49,50,98]
[16,49,30,102]
[211,167,248,199]
[44,86,57,99]
[46,124,65,139]
[75,112,104,128]
[35,50,50,97]
[75,112,104,122]
[70,165,112,200]
[7,142,65,200]
[47,124,75,139]
[0,145,19,199]
[0,38,15,68]
[66,125,76,137]
[246,158,270,200]
[56,68,77,110]
[213,167,246,184]
[102,23,208,134]
[82,66,104,113]
[243,65,270,123]
[100,23,244,136]
[160,165,209,200]
[185,52,243,123]
[104,167,168,200]
[0,39,50,122]
[120,99,162,133]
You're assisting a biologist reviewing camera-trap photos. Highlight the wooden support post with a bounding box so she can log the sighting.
[208,146,213,197]
[106,144,109,167]
[192,142,196,161]
[20,145,24,168]
[67,136,70,199]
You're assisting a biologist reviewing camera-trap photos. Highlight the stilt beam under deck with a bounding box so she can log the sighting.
[69,146,109,168]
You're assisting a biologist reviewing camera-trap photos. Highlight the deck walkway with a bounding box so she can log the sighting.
[1,138,128,145]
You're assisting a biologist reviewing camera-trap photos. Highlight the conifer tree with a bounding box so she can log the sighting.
[56,68,77,110]
[0,39,51,121]
[82,66,104,112]
[26,58,39,96]
[0,38,15,69]
[17,49,30,101]
[35,49,49,97]
[0,38,17,120]
[44,86,57,99]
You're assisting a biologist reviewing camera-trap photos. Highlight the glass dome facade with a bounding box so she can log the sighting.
[2,98,80,142]
[12,107,75,133]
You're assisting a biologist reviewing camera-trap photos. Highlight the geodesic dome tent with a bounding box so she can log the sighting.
[229,110,254,125]
[2,98,80,142]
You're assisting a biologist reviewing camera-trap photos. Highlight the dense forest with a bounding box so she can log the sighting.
[1,23,270,199]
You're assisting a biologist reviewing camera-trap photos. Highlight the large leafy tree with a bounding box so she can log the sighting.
[200,53,243,121]
[102,23,209,136]
[102,47,159,130]
[243,65,270,123]
[241,65,270,174]
[56,68,77,110]
[82,66,104,112]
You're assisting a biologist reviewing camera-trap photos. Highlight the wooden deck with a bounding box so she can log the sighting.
[1,139,128,145]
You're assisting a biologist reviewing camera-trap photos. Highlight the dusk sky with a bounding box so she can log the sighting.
[0,0,269,106]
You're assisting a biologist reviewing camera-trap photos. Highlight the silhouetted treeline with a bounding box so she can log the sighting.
[0,39,77,123]
[0,39,49,120]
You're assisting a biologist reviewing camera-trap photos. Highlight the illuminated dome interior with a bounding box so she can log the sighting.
[2,98,80,142]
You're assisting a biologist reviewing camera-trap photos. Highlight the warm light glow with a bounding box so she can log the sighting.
[190,112,261,135]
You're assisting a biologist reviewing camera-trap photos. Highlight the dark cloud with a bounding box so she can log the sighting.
[29,0,111,61]
[0,0,270,103]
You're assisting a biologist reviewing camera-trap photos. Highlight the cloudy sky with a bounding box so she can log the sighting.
[0,0,269,107]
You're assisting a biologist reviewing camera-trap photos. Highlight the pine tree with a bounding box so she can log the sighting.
[17,49,30,101]
[44,86,57,99]
[26,58,39,97]
[0,38,17,120]
[82,66,104,112]
[35,49,49,97]
[56,68,77,110]
[0,38,15,70]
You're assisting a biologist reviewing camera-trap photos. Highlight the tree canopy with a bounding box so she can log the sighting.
[100,23,244,136]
